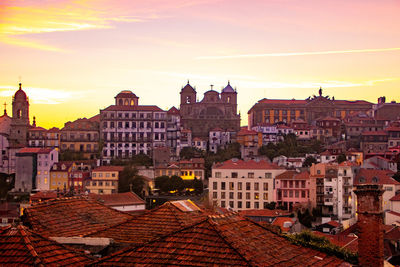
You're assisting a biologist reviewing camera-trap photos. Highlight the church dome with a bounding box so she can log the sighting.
[222,81,235,93]
[14,83,27,101]
[115,90,137,99]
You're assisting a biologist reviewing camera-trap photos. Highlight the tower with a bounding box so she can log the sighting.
[179,81,196,116]
[10,83,30,146]
[221,81,238,114]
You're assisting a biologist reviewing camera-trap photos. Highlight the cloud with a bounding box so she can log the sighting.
[196,47,400,60]
[0,85,81,104]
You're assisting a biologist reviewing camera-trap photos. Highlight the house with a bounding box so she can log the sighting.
[275,170,310,211]
[86,166,124,194]
[0,202,19,226]
[209,159,285,210]
[50,161,73,191]
[192,137,207,151]
[363,156,397,172]
[90,192,145,213]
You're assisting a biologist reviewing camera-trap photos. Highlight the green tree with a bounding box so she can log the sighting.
[193,178,204,194]
[180,147,203,159]
[303,156,317,167]
[118,165,145,197]
[170,175,185,192]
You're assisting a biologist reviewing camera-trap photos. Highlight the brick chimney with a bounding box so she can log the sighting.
[354,184,384,267]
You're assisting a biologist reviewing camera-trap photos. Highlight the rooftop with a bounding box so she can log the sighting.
[90,192,145,206]
[354,169,398,185]
[213,159,282,170]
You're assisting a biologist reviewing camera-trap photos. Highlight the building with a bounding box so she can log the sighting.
[90,192,145,213]
[274,170,310,210]
[179,81,240,138]
[155,158,205,181]
[49,161,73,191]
[386,126,400,148]
[10,83,30,147]
[14,147,58,192]
[192,137,207,151]
[248,87,372,128]
[166,106,181,158]
[86,165,124,194]
[373,96,400,121]
[100,90,167,163]
[361,130,388,156]
[60,117,99,160]
[68,161,93,192]
[236,127,261,160]
[209,128,236,153]
[28,126,60,148]
[209,159,285,210]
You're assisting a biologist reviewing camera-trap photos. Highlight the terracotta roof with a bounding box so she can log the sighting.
[86,201,206,245]
[317,116,341,121]
[18,147,53,154]
[325,220,341,228]
[0,225,93,266]
[237,128,258,135]
[47,127,60,133]
[88,114,100,122]
[361,130,388,136]
[29,126,46,131]
[276,170,310,180]
[385,126,400,132]
[214,159,282,170]
[22,197,133,237]
[338,161,359,167]
[167,106,180,115]
[95,213,349,266]
[115,90,137,98]
[90,192,145,206]
[102,105,163,112]
[272,217,295,232]
[239,209,291,217]
[258,98,307,105]
[390,194,400,201]
[30,191,59,202]
[92,166,124,172]
[354,169,398,185]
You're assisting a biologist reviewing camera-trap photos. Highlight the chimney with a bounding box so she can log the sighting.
[354,184,384,267]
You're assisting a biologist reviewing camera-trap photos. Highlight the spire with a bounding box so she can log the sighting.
[19,83,22,90]
[32,116,36,127]
[187,80,190,84]
[3,102,6,116]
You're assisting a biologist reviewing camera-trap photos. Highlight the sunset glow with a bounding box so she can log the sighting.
[1,0,399,128]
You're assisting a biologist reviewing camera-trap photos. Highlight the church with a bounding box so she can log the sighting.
[179,81,241,138]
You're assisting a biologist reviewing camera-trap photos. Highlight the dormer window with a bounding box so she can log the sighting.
[372,176,379,183]
[359,176,366,183]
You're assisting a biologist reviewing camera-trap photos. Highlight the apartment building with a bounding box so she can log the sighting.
[275,170,310,211]
[100,91,167,163]
[209,128,236,153]
[209,159,285,211]
[86,166,124,194]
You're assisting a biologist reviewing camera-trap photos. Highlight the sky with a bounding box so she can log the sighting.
[0,0,399,129]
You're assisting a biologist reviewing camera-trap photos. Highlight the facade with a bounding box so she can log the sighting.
[69,162,93,192]
[192,137,207,151]
[248,88,372,128]
[373,97,400,121]
[49,162,73,190]
[86,165,124,194]
[209,159,285,211]
[179,81,240,138]
[361,131,388,155]
[100,91,167,163]
[60,117,99,160]
[166,106,181,158]
[274,170,310,210]
[28,126,60,148]
[237,128,261,160]
[155,158,205,181]
[209,128,236,153]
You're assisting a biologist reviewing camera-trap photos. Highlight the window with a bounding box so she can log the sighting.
[237,192,242,199]
[254,193,259,200]
[246,182,251,190]
[221,192,226,199]
[248,172,254,178]
[246,192,250,200]
[213,192,217,199]
[231,172,238,178]
[254,182,259,190]
[229,182,234,190]
[254,202,259,209]
[213,182,217,190]
[246,202,251,209]
[265,173,272,178]
[229,201,234,208]
[238,182,242,190]
[215,172,221,178]
[221,201,225,208]
[238,201,242,209]
[263,183,268,191]
[221,182,226,190]
[263,193,268,200]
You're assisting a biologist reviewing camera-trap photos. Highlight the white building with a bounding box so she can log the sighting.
[209,128,235,153]
[336,161,359,221]
[209,159,285,211]
[166,106,181,159]
[251,124,278,145]
[192,137,207,151]
[100,91,167,163]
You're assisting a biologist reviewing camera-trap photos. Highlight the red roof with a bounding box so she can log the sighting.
[237,128,258,135]
[94,213,349,266]
[30,191,59,202]
[29,126,46,131]
[167,106,180,115]
[102,105,163,112]
[258,98,307,105]
[272,217,295,232]
[361,130,388,136]
[18,147,53,154]
[214,159,282,170]
[90,192,145,206]
[239,209,291,217]
[385,126,400,132]
[354,169,398,185]
[88,114,100,122]
[92,166,124,172]
[0,225,93,266]
[325,220,341,228]
[47,127,60,133]
[22,197,133,237]
[86,201,206,245]
[339,161,359,167]
[390,194,400,201]
[276,170,310,180]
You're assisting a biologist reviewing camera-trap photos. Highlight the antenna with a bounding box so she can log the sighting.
[210,84,214,90]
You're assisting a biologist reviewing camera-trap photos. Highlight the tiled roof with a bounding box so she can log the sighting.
[17,147,53,154]
[22,197,133,237]
[90,192,145,206]
[325,220,341,228]
[95,213,349,266]
[29,126,46,131]
[354,169,398,185]
[92,166,124,172]
[338,161,359,167]
[102,105,163,112]
[88,114,100,122]
[167,106,180,115]
[271,217,295,232]
[237,128,258,135]
[390,194,400,201]
[385,126,400,132]
[214,159,282,170]
[0,225,93,266]
[276,170,310,180]
[86,201,206,245]
[239,209,291,217]
[361,130,388,136]
[258,98,307,105]
[30,191,59,202]
[47,127,60,133]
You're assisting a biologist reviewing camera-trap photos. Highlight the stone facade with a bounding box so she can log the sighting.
[10,83,30,147]
[179,82,240,138]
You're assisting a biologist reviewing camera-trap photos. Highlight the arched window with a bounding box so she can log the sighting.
[17,109,22,118]
[227,96,231,103]
[124,99,129,105]
[118,99,123,106]
[359,176,366,183]
[130,100,134,106]
[186,96,191,104]
[372,176,379,183]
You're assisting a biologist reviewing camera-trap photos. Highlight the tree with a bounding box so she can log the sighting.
[118,165,145,197]
[180,147,203,159]
[192,178,203,194]
[170,175,185,192]
[303,156,317,167]
[337,153,346,164]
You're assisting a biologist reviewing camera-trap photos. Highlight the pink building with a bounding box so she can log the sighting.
[275,170,310,210]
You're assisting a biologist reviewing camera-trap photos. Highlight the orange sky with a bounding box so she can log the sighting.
[0,0,399,129]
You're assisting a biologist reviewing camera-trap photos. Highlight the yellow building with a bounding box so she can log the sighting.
[86,166,124,194]
[50,162,74,190]
[60,116,99,160]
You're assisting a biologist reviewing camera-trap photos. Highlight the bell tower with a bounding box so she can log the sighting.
[10,83,30,146]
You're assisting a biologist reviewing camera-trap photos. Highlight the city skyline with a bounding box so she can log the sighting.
[1,0,400,129]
